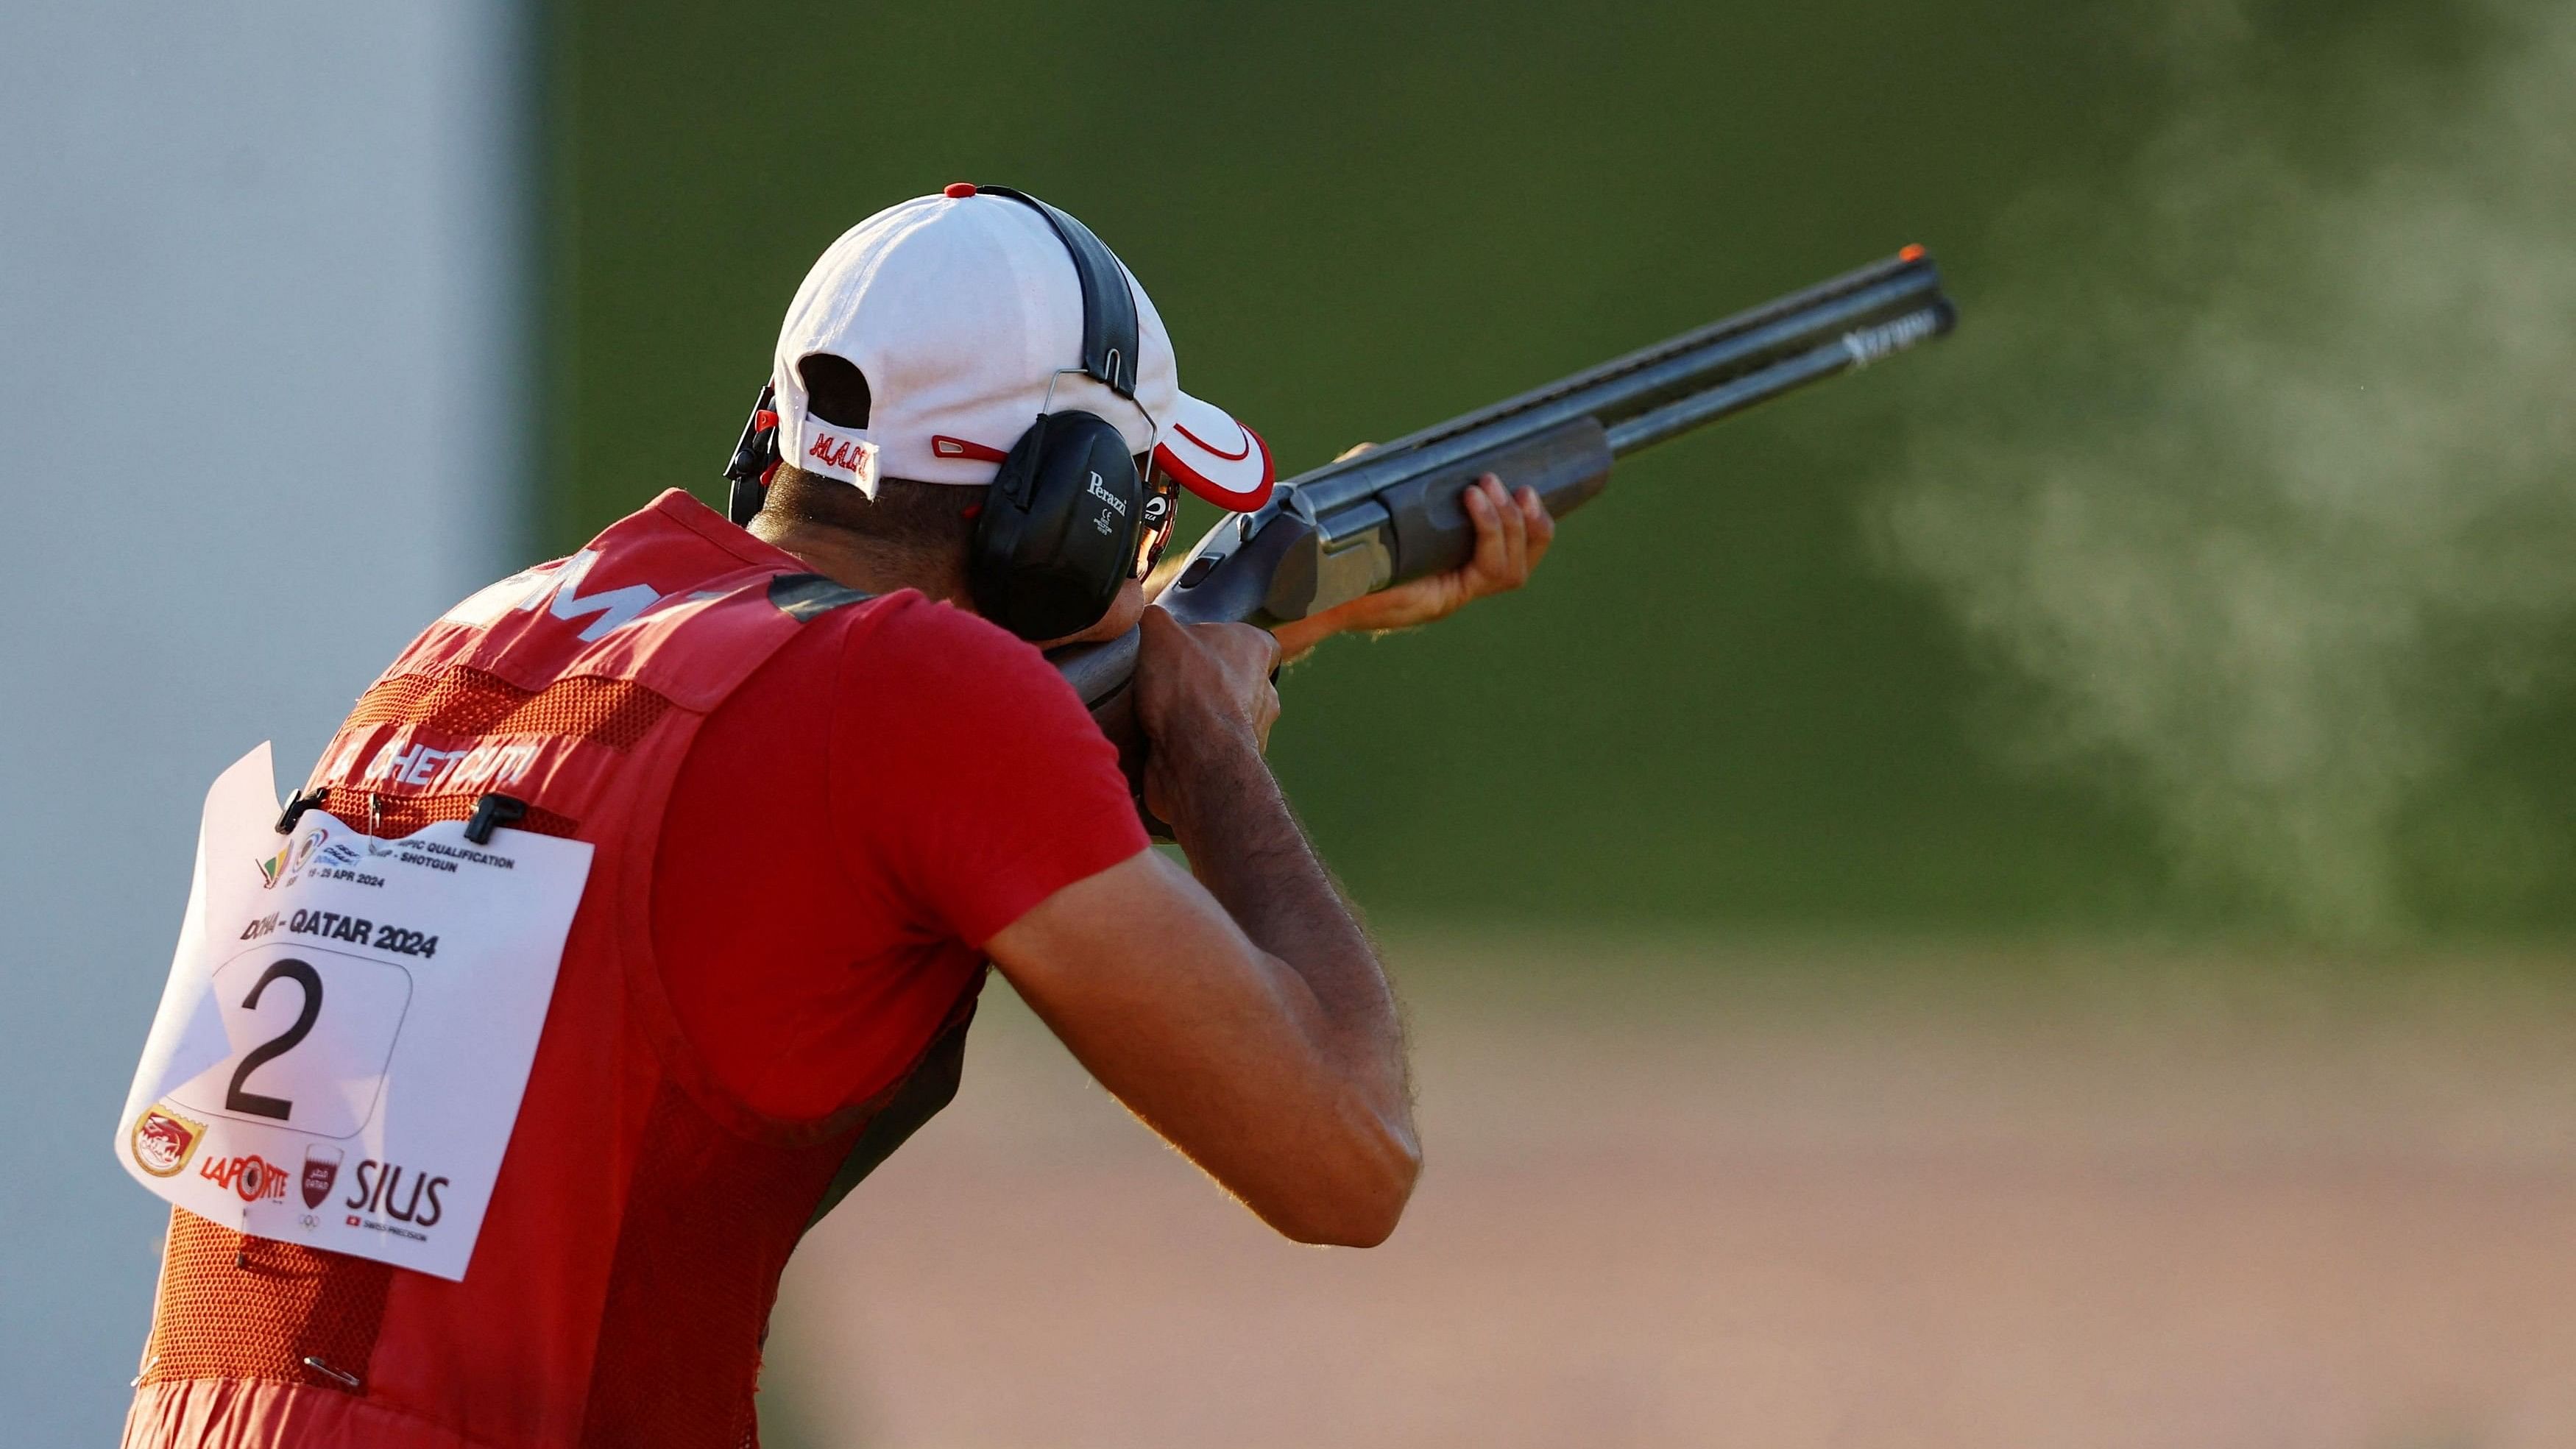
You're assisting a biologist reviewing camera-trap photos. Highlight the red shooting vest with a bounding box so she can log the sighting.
[126,491,979,1449]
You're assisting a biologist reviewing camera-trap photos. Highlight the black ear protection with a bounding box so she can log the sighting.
[963,187,1154,642]
[721,185,1175,643]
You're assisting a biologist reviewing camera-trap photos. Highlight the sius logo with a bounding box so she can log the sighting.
[1085,472,1128,514]
[346,1158,450,1229]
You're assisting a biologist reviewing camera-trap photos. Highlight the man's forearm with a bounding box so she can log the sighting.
[1161,730,1408,1102]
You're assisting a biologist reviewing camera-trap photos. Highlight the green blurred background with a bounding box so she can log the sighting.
[551,0,2575,935]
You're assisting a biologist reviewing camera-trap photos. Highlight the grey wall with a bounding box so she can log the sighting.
[0,3,532,1436]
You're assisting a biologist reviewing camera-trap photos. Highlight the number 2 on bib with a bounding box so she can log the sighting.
[169,945,413,1141]
[223,958,323,1121]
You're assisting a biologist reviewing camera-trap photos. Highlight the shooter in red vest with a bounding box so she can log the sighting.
[120,185,1553,1448]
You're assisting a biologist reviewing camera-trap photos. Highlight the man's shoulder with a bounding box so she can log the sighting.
[730,587,1083,729]
[846,588,1012,647]
[827,591,1072,695]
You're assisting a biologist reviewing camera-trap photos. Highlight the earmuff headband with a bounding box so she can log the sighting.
[976,187,1142,400]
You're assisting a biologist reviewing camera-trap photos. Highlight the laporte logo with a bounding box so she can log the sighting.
[129,1105,207,1177]
[201,1152,290,1204]
[344,1158,450,1229]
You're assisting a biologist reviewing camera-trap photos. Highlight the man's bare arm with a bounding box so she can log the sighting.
[986,609,1418,1247]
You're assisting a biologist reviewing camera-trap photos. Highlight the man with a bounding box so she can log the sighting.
[121,185,1554,1448]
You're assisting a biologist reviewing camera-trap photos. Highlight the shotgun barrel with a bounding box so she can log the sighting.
[1053,247,1958,718]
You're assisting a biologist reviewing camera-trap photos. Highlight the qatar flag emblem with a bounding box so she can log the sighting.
[303,1146,344,1209]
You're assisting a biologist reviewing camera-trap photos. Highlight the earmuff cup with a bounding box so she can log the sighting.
[969,410,1147,642]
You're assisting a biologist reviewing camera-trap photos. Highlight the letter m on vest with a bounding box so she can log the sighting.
[520,549,664,642]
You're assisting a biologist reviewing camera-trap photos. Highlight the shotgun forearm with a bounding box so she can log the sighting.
[1053,245,1958,721]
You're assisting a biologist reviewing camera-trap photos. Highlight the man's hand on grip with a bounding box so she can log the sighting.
[1133,605,1282,826]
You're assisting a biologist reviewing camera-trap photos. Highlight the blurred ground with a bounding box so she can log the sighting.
[763,934,2576,1449]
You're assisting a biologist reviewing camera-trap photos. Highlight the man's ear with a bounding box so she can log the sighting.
[797,352,872,428]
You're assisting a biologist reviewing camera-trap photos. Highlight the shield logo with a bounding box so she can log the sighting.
[130,1106,205,1177]
[302,1146,344,1209]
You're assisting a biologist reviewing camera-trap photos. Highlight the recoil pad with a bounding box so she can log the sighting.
[969,410,1144,642]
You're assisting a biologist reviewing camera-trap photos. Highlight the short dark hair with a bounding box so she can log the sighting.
[760,464,980,556]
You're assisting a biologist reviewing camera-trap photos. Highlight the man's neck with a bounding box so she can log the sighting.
[750,514,972,606]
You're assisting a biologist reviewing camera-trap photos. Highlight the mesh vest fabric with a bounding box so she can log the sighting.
[127,492,977,1449]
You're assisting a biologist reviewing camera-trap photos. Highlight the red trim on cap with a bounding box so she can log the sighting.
[931,434,1011,464]
[752,410,779,431]
[1157,423,1275,511]
[1172,417,1253,461]
[944,182,978,198]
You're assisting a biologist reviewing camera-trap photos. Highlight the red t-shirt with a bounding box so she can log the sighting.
[649,588,1148,1122]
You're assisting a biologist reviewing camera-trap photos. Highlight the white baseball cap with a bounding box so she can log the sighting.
[771,183,1275,512]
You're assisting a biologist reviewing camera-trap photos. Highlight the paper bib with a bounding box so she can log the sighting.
[114,743,592,1281]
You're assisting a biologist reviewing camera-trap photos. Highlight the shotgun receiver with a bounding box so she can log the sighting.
[1052,247,1958,773]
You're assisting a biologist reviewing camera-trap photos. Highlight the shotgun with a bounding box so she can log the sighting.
[1053,247,1959,784]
